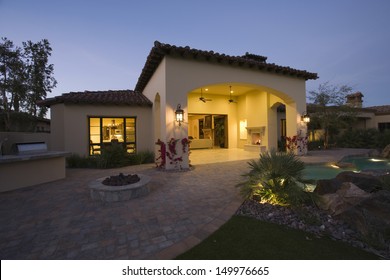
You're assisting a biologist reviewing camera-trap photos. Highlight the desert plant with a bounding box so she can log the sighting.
[66,154,97,168]
[238,149,312,207]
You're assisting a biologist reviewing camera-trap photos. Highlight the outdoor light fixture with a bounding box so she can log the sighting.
[175,104,184,126]
[301,112,310,123]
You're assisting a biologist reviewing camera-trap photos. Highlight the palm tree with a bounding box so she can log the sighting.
[238,149,311,207]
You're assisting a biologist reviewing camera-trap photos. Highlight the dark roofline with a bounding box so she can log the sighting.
[366,105,390,115]
[135,41,319,92]
[306,103,390,115]
[38,90,152,107]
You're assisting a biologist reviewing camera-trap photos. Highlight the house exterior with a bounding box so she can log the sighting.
[39,90,153,156]
[307,92,390,143]
[344,105,390,131]
[344,92,390,130]
[40,41,318,170]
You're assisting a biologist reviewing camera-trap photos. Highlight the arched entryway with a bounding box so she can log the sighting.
[186,83,292,155]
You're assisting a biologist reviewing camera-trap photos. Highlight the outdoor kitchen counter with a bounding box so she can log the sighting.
[0,151,70,164]
[0,151,71,192]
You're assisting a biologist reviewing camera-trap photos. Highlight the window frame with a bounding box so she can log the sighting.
[88,116,137,156]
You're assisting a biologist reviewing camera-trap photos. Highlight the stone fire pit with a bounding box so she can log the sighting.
[89,173,151,202]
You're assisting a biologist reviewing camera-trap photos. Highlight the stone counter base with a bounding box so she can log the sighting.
[89,174,151,202]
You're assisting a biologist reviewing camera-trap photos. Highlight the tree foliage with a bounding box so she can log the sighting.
[0,37,56,130]
[308,82,356,149]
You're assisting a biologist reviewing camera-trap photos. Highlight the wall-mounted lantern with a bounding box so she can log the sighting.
[301,112,310,123]
[175,104,184,126]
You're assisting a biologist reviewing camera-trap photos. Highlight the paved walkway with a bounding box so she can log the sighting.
[0,148,372,259]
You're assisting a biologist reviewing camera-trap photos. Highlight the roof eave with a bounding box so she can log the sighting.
[134,41,318,92]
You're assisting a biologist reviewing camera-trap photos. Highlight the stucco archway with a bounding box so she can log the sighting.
[186,82,297,153]
[143,54,311,169]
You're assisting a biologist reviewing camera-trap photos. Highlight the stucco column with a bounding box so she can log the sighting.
[285,103,309,155]
[158,102,190,171]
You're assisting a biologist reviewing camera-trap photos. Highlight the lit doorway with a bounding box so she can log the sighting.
[188,114,228,149]
[213,115,228,148]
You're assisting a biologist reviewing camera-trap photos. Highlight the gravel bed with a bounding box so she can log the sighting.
[235,199,389,259]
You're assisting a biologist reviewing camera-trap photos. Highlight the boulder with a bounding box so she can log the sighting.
[314,178,342,195]
[335,171,387,193]
[339,190,390,250]
[316,182,371,215]
[313,168,390,251]
[381,144,390,159]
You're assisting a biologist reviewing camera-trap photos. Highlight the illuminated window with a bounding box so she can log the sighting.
[88,117,136,155]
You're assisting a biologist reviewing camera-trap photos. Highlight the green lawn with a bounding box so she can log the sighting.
[176,216,380,260]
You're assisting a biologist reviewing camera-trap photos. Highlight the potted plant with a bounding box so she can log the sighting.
[215,122,225,148]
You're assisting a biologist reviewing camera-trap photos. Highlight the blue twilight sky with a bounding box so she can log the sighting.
[1,0,389,107]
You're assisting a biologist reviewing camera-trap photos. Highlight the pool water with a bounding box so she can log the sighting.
[303,156,390,181]
[342,156,390,170]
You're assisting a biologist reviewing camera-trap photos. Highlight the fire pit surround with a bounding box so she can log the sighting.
[89,173,151,202]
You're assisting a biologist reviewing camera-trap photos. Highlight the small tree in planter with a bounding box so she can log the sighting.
[214,122,225,148]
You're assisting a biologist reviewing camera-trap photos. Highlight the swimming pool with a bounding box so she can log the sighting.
[303,156,390,180]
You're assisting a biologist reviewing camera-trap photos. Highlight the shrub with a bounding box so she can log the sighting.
[336,128,390,149]
[66,154,97,168]
[307,140,323,150]
[238,149,312,207]
[375,129,390,149]
[128,150,155,165]
[66,148,155,169]
[138,150,155,164]
[96,144,128,168]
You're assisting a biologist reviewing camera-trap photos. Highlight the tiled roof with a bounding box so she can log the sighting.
[135,41,318,92]
[39,90,152,107]
[366,105,390,115]
[347,91,364,98]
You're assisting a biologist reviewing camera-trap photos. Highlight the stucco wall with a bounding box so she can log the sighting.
[374,114,390,129]
[0,132,51,155]
[165,56,307,112]
[50,103,65,151]
[138,54,309,167]
[50,104,153,156]
[163,56,307,150]
[142,58,167,142]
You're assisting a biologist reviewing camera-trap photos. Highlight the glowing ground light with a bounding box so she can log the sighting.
[370,158,385,162]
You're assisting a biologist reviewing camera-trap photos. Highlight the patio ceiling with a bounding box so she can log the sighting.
[189,84,257,97]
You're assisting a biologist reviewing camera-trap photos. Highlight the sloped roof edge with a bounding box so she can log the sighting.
[38,90,153,107]
[135,41,319,92]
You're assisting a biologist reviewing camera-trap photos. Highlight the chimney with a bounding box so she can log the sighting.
[346,92,364,108]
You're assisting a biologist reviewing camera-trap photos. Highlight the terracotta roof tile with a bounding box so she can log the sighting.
[366,105,390,115]
[347,91,364,98]
[135,41,318,92]
[39,90,152,107]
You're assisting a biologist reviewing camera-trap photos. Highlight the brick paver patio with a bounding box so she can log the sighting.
[0,148,371,259]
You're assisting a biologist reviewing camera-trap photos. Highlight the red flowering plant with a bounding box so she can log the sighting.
[155,137,190,169]
[296,135,308,154]
[285,135,298,152]
[285,133,308,155]
[155,139,166,168]
[181,137,190,154]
